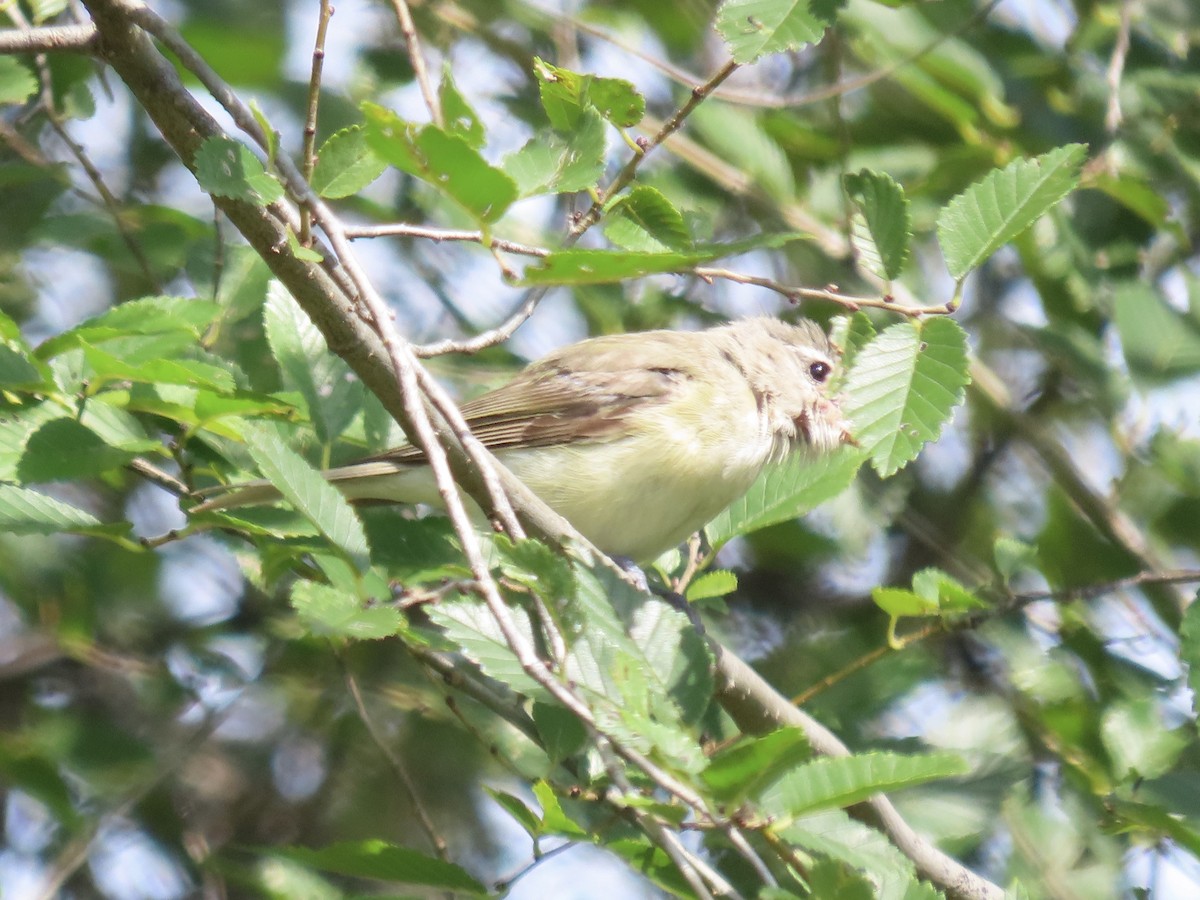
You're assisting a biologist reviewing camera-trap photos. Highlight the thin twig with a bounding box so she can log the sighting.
[570,58,740,237]
[388,0,442,128]
[1104,0,1134,134]
[342,659,450,861]
[127,457,190,496]
[300,0,334,245]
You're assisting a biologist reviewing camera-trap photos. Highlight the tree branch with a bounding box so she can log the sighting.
[0,23,97,53]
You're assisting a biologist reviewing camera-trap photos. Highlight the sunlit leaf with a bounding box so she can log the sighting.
[937,144,1087,280]
[311,126,387,198]
[195,136,285,206]
[276,841,486,894]
[844,168,911,281]
[715,0,830,64]
[604,186,692,252]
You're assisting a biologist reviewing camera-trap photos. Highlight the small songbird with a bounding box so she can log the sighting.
[193,317,852,562]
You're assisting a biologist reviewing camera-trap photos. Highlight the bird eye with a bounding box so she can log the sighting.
[809,361,831,383]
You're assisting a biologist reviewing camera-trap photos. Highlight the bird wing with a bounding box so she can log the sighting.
[367,336,695,464]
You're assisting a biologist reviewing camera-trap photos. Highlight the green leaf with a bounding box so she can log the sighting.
[290,580,401,640]
[520,234,800,285]
[263,282,361,444]
[0,57,38,106]
[829,312,877,387]
[194,136,285,206]
[871,587,939,618]
[241,421,370,571]
[532,701,589,763]
[782,808,918,895]
[0,343,49,391]
[715,0,830,64]
[275,841,486,894]
[533,780,589,837]
[533,58,645,129]
[0,483,108,536]
[993,536,1039,585]
[35,296,222,360]
[17,418,138,482]
[937,144,1087,280]
[484,787,541,839]
[1182,594,1200,723]
[81,341,236,393]
[427,595,548,699]
[759,752,969,820]
[702,728,811,803]
[439,69,486,149]
[362,104,517,223]
[603,186,692,252]
[807,859,876,900]
[502,110,606,196]
[705,444,864,549]
[910,568,986,614]
[844,169,911,281]
[311,126,387,198]
[841,317,970,478]
[1100,699,1189,781]
[1113,281,1200,379]
[685,569,738,603]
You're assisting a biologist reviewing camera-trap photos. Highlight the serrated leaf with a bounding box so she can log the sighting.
[759,751,968,819]
[603,186,692,252]
[520,234,800,286]
[311,126,387,198]
[427,595,548,699]
[194,136,285,206]
[0,343,49,391]
[702,728,811,803]
[782,808,918,896]
[937,144,1087,280]
[844,169,911,281]
[0,57,37,106]
[0,483,103,535]
[275,841,486,894]
[706,444,864,549]
[841,317,970,478]
[290,580,401,639]
[685,569,738,603]
[35,296,222,359]
[715,0,830,64]
[910,567,986,613]
[263,282,361,444]
[502,110,606,196]
[362,104,516,223]
[81,341,236,393]
[241,421,370,571]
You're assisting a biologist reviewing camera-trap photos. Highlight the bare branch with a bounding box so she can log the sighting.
[387,0,442,128]
[1105,0,1134,135]
[0,23,97,53]
[299,0,334,245]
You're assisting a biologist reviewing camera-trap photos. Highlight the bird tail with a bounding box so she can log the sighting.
[190,460,420,514]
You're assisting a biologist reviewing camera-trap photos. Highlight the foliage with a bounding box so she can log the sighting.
[2,0,1200,899]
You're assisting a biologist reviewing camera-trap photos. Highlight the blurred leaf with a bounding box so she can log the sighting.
[1100,699,1189,782]
[1113,281,1200,378]
[782,809,918,899]
[1182,594,1200,722]
[520,233,801,285]
[706,444,864,549]
[195,136,285,206]
[362,104,517,223]
[842,317,970,478]
[241,421,370,571]
[311,126,387,198]
[35,296,221,360]
[180,16,285,87]
[937,144,1087,280]
[872,587,939,618]
[993,537,1040,585]
[715,0,830,64]
[532,780,589,837]
[276,841,486,894]
[290,580,401,640]
[604,186,692,252]
[685,569,738,603]
[0,57,37,105]
[264,282,361,444]
[484,787,541,839]
[532,701,589,762]
[702,727,811,803]
[844,168,911,281]
[439,68,486,149]
[17,418,137,482]
[81,341,236,393]
[0,342,49,391]
[758,752,968,819]
[807,858,876,900]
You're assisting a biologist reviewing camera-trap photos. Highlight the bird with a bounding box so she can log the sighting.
[192,316,852,562]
